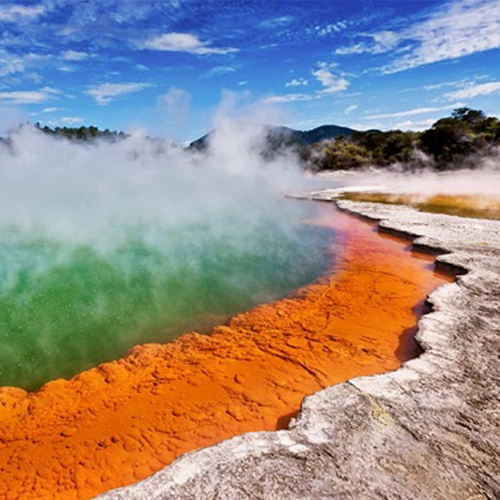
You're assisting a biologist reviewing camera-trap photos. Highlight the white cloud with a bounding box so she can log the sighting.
[335,43,367,56]
[58,65,76,73]
[204,65,236,77]
[364,103,463,119]
[285,78,308,87]
[393,118,437,130]
[264,93,321,103]
[27,72,42,83]
[347,121,385,131]
[86,82,151,105]
[0,5,45,22]
[335,31,399,55]
[389,0,500,72]
[316,21,348,37]
[39,86,62,95]
[345,104,358,115]
[312,62,349,93]
[238,81,248,86]
[266,62,349,104]
[0,51,50,77]
[260,16,293,28]
[445,81,500,99]
[140,33,238,55]
[335,0,500,73]
[398,77,487,94]
[158,87,191,108]
[0,90,52,104]
[62,50,91,61]
[41,107,59,113]
[60,116,84,125]
[423,81,462,91]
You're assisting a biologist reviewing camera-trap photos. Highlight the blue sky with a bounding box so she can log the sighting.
[1,0,499,141]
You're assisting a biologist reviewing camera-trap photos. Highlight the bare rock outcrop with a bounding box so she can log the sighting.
[99,197,500,500]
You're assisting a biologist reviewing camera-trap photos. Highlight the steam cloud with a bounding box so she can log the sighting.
[320,148,500,201]
[0,123,306,244]
[0,118,330,391]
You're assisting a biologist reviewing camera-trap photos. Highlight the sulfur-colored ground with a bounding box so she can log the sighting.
[0,205,452,500]
[341,192,500,220]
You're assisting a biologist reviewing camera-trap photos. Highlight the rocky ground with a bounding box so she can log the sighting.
[99,192,500,500]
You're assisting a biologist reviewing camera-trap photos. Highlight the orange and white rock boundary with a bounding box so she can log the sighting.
[99,196,500,500]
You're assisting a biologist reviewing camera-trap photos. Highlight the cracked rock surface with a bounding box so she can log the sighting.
[99,197,500,500]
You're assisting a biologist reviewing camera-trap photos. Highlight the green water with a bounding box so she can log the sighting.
[0,202,333,391]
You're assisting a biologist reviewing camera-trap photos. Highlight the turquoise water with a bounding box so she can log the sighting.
[0,201,333,391]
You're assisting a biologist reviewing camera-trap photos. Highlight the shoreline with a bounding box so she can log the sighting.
[99,193,500,500]
[0,203,450,499]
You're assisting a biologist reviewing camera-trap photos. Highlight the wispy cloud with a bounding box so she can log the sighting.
[396,76,489,94]
[260,16,293,28]
[62,50,91,61]
[445,81,500,99]
[312,62,349,93]
[388,0,500,72]
[140,33,238,55]
[423,81,463,91]
[268,62,348,104]
[394,118,437,130]
[0,5,45,22]
[264,93,321,103]
[335,31,399,55]
[0,51,50,77]
[0,89,54,104]
[40,86,62,95]
[364,103,462,119]
[158,87,191,108]
[60,116,84,125]
[204,65,237,78]
[285,78,308,87]
[345,104,358,115]
[86,82,152,105]
[315,21,348,37]
[335,0,500,73]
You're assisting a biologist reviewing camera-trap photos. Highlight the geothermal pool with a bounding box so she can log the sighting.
[0,131,454,500]
[0,203,454,500]
[0,199,332,391]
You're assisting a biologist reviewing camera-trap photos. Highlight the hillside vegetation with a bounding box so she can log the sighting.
[308,108,500,172]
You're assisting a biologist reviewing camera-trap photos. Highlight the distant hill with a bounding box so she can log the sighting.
[291,125,357,144]
[188,124,357,151]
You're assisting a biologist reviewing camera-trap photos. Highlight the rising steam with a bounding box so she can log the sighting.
[321,147,500,201]
[0,120,330,391]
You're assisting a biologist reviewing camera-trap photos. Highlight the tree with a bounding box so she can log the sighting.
[451,107,486,125]
[312,137,372,171]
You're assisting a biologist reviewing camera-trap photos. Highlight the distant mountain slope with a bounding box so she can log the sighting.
[292,125,357,144]
[189,124,357,150]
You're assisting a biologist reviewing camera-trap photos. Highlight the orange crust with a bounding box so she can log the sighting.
[0,205,453,500]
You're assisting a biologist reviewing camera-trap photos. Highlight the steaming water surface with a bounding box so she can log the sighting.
[0,202,332,391]
[0,127,335,391]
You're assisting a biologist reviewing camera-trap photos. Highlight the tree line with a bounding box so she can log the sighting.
[34,122,127,141]
[307,108,500,172]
